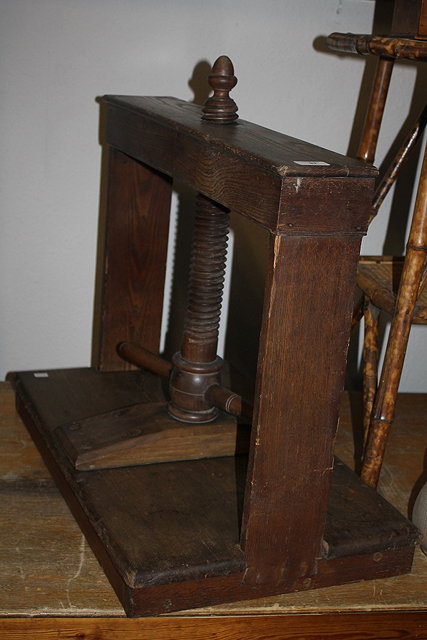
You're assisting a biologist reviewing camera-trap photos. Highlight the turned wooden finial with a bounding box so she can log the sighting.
[202,55,238,123]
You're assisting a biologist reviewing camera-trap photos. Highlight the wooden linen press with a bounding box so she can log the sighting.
[10,57,418,616]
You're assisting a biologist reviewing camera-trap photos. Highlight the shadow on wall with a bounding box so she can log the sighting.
[163,60,212,360]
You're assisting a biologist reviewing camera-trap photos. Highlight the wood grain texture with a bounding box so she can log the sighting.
[241,233,364,585]
[2,612,427,640]
[95,149,172,370]
[1,383,426,623]
[104,96,376,177]
[167,195,231,423]
[57,403,243,470]
[103,96,376,233]
[8,368,418,615]
[278,176,372,233]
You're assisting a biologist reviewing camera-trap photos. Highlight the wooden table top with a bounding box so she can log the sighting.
[1,381,426,637]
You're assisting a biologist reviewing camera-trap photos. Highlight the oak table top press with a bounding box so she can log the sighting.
[6,57,421,620]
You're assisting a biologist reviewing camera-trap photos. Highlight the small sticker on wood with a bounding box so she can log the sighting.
[294,161,330,166]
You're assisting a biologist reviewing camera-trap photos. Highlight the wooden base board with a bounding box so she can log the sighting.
[10,367,418,616]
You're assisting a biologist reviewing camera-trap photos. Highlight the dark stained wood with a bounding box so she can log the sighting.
[118,341,173,377]
[99,59,242,434]
[95,149,172,371]
[104,96,375,177]
[103,96,376,233]
[202,55,238,123]
[117,341,253,420]
[2,382,426,632]
[10,369,418,616]
[12,370,245,568]
[178,196,229,365]
[240,233,368,586]
[392,0,427,39]
[127,546,418,617]
[278,176,372,233]
[167,57,238,424]
[167,195,230,423]
[324,459,419,558]
[422,2,427,39]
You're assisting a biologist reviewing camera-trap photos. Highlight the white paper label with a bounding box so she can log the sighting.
[293,161,330,166]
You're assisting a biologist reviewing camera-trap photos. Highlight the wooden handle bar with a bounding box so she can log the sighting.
[206,384,253,422]
[117,342,172,378]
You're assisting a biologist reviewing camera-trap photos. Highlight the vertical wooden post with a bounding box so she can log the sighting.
[241,231,363,586]
[95,148,172,370]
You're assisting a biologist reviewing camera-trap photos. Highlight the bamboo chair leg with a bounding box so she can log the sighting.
[357,56,394,164]
[362,298,380,450]
[361,146,427,488]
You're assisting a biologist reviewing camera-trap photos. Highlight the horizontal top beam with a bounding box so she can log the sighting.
[103,95,376,233]
[103,96,375,178]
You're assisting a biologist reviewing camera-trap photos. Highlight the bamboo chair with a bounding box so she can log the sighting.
[327,31,427,489]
